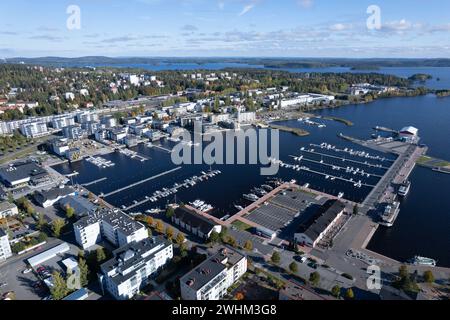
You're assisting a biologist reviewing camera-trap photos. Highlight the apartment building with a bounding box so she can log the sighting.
[0,228,12,261]
[73,208,148,249]
[180,247,247,300]
[0,201,19,219]
[99,237,173,300]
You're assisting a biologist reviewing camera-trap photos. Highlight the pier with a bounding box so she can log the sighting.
[103,167,182,198]
[288,155,384,178]
[82,177,108,187]
[298,148,390,170]
[268,124,310,136]
[152,145,173,153]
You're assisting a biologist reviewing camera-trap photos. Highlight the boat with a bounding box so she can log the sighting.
[409,256,437,267]
[398,181,411,197]
[234,204,244,211]
[379,202,400,227]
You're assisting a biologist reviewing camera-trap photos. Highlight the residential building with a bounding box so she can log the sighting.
[99,237,173,300]
[0,228,12,261]
[63,125,84,140]
[280,95,313,109]
[180,247,247,300]
[101,115,117,128]
[20,122,49,138]
[73,208,148,249]
[0,202,19,218]
[172,207,222,241]
[294,200,346,247]
[52,116,75,130]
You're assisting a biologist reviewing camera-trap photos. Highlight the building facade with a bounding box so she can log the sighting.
[0,228,12,261]
[99,237,173,300]
[180,247,247,300]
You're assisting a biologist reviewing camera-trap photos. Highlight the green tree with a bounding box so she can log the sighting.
[78,258,89,287]
[96,247,106,263]
[345,288,355,300]
[423,270,435,284]
[331,285,341,298]
[353,204,359,215]
[50,272,69,300]
[271,251,281,265]
[289,262,298,273]
[65,205,75,219]
[36,212,46,231]
[399,265,409,279]
[52,218,65,238]
[209,231,220,244]
[309,272,320,287]
[226,236,237,247]
[243,240,253,251]
[165,207,175,219]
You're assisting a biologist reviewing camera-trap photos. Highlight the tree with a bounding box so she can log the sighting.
[345,288,355,300]
[37,212,46,230]
[166,226,174,240]
[78,258,89,287]
[50,272,69,300]
[155,220,165,234]
[65,205,75,219]
[331,285,341,298]
[353,204,359,216]
[96,247,106,263]
[52,218,65,238]
[243,240,253,251]
[309,272,320,287]
[226,236,237,248]
[176,233,185,245]
[209,231,220,244]
[289,262,298,273]
[235,292,245,300]
[423,270,435,284]
[165,207,175,219]
[271,251,281,265]
[399,265,409,279]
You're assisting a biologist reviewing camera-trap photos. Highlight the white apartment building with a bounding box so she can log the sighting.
[73,208,148,249]
[0,202,19,219]
[280,95,313,109]
[99,237,173,300]
[237,111,256,123]
[20,122,49,138]
[0,228,12,261]
[180,247,247,300]
[52,116,75,130]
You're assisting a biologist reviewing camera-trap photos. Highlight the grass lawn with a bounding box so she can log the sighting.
[231,220,252,231]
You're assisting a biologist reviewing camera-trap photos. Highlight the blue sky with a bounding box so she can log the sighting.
[1,0,450,58]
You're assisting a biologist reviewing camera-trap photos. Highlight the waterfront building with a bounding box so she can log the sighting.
[73,208,148,249]
[50,138,70,156]
[33,185,76,208]
[180,247,247,300]
[99,237,173,300]
[294,200,346,248]
[0,228,12,261]
[101,115,117,128]
[0,161,50,187]
[172,207,222,241]
[20,122,49,138]
[279,95,313,109]
[399,126,419,142]
[81,121,100,135]
[0,201,19,219]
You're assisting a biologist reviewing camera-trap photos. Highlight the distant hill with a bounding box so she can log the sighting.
[3,57,450,69]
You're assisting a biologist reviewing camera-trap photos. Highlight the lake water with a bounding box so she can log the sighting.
[53,93,450,267]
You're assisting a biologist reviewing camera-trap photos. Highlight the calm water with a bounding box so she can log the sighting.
[53,93,450,266]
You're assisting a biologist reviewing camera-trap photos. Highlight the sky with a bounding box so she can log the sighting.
[1,0,450,58]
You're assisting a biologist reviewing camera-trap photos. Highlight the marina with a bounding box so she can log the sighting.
[86,156,116,169]
[118,148,149,162]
